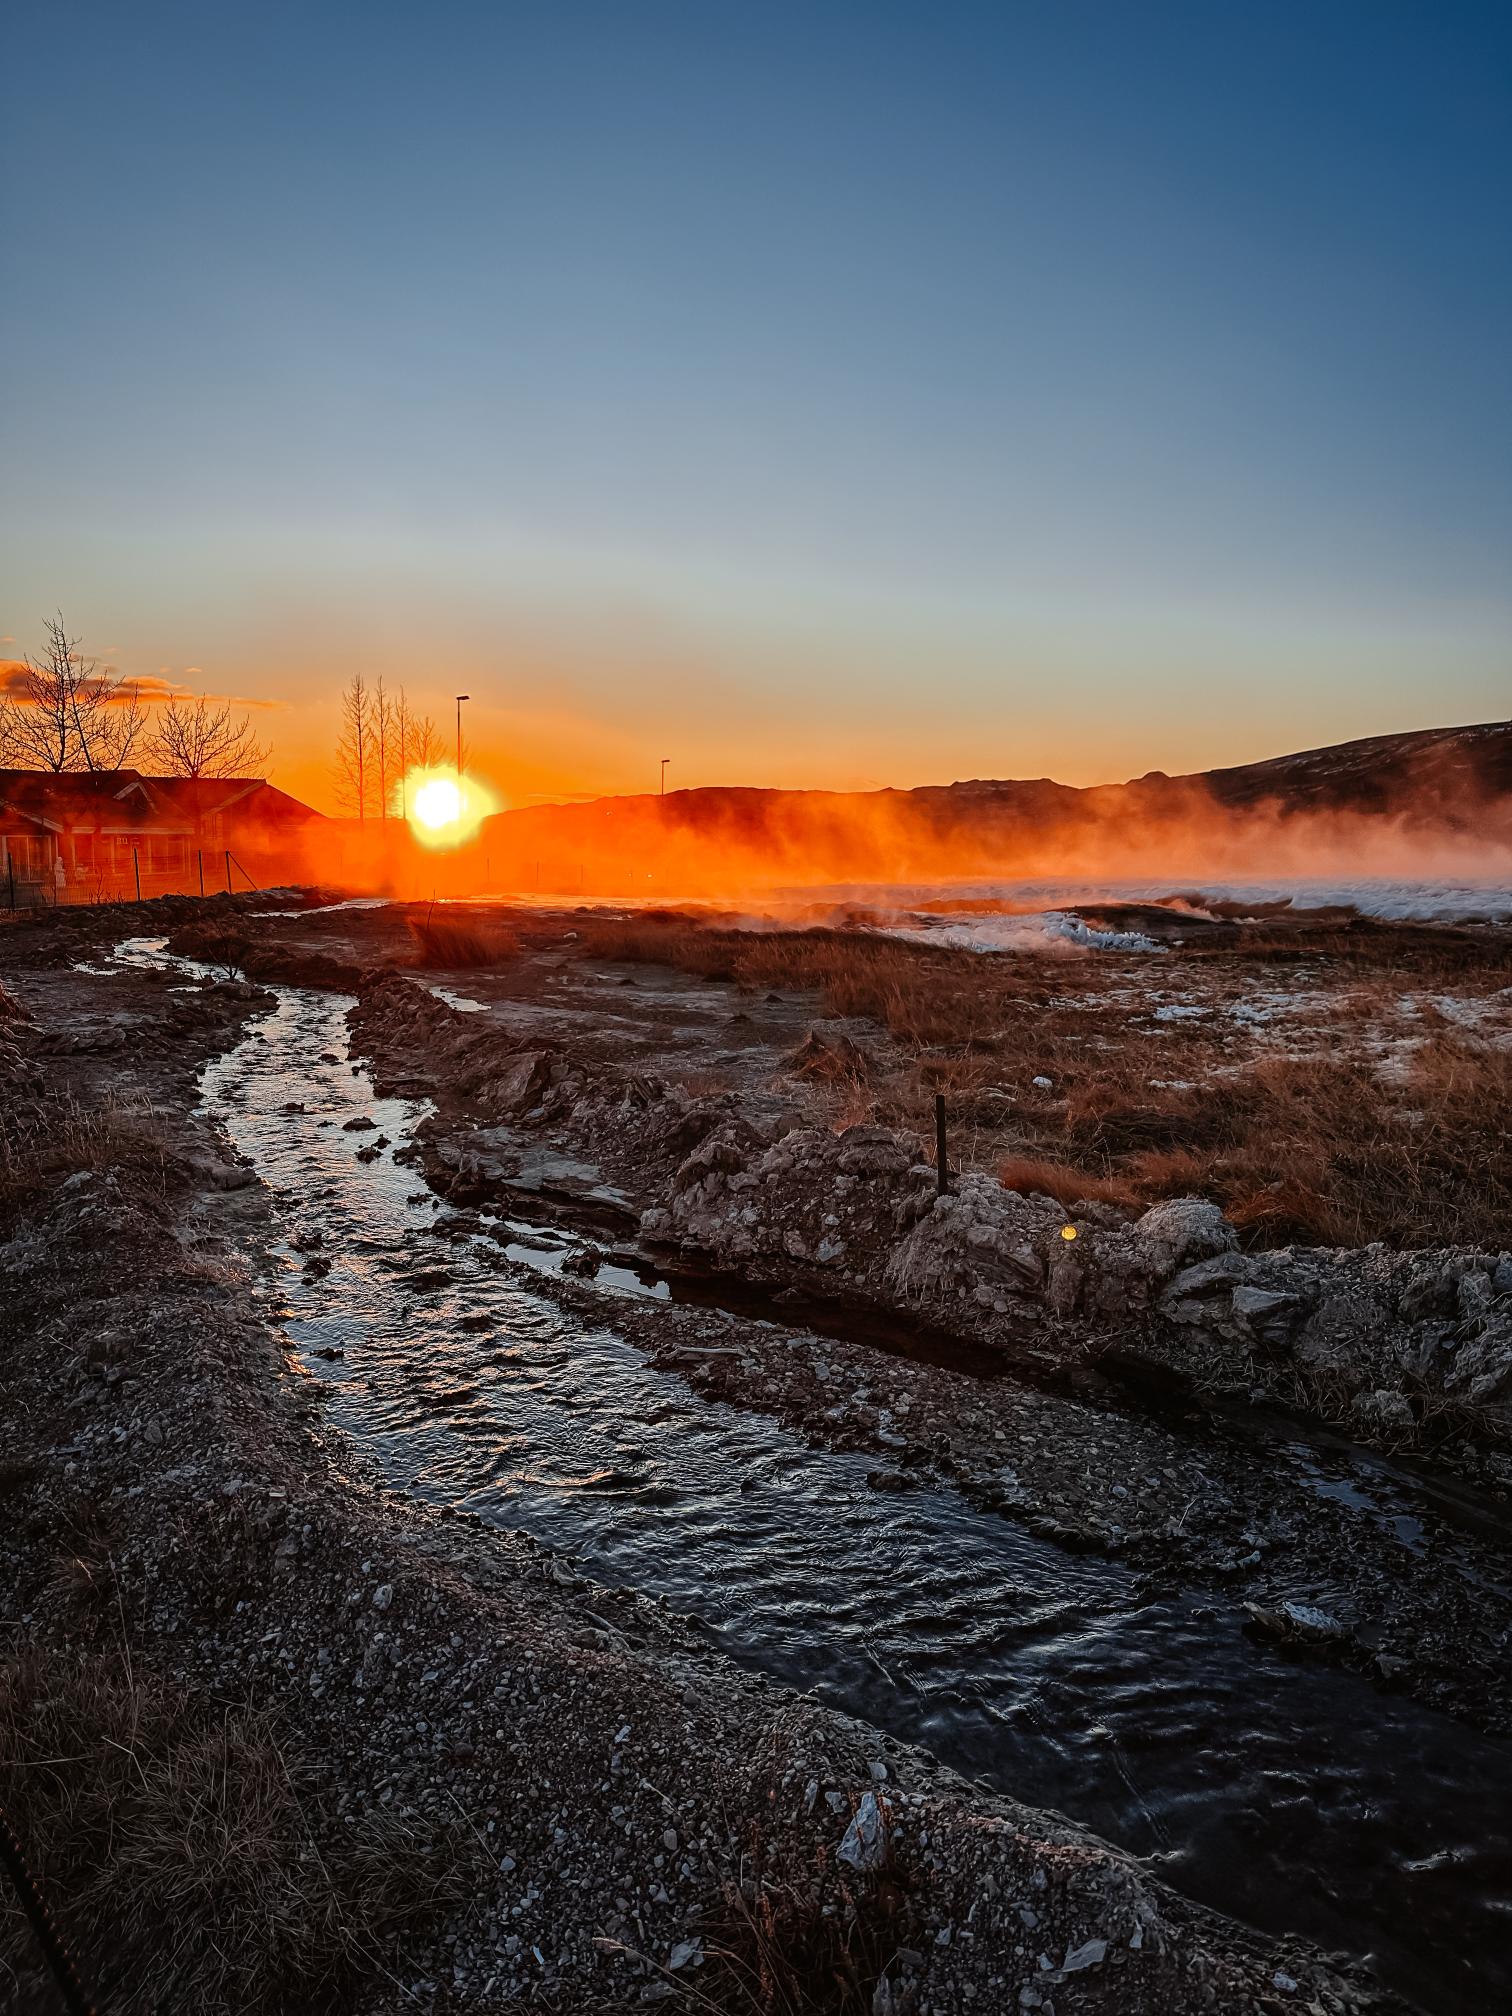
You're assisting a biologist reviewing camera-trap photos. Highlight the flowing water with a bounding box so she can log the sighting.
[121,944,1512,2015]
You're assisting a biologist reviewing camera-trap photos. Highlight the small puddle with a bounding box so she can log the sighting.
[428,985,488,1014]
[114,940,1512,2016]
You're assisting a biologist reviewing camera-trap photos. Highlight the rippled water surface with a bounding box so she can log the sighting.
[128,944,1512,2016]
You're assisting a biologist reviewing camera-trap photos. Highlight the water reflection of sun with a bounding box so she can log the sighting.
[405,768,495,846]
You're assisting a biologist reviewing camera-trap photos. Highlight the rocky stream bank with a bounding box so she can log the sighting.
[0,903,1426,2013]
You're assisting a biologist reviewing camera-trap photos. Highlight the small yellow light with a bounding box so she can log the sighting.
[1060,1224,1078,1241]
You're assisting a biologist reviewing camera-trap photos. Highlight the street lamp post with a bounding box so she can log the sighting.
[660,757,669,796]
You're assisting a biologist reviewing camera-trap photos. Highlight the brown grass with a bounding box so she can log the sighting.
[408,913,520,968]
[576,913,1512,1250]
[605,1753,916,2016]
[0,1645,478,2015]
[1230,915,1512,977]
[577,919,1004,1048]
[0,1091,171,1211]
[1028,1041,1512,1247]
[997,1155,1139,1211]
[698,1851,912,2014]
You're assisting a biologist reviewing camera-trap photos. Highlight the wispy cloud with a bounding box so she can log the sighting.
[0,657,280,711]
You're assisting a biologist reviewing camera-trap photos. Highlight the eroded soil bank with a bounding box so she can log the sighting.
[2,893,1508,2015]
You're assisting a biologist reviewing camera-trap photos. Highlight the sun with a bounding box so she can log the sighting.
[413,776,462,831]
[404,766,498,846]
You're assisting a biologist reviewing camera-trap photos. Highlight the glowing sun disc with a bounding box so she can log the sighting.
[413,777,462,830]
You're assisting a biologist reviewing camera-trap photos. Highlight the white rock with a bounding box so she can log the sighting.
[1062,1938,1108,1972]
[837,1790,888,1872]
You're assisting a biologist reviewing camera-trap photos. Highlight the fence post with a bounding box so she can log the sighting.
[132,848,142,902]
[224,849,232,894]
[935,1093,949,1196]
[198,850,205,897]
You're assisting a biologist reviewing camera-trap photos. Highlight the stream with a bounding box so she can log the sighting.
[125,944,1512,2015]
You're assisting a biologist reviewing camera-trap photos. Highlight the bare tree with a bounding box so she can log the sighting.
[373,677,397,823]
[390,688,439,817]
[404,703,440,774]
[0,690,20,766]
[149,695,270,780]
[394,687,409,816]
[333,672,374,821]
[8,614,146,772]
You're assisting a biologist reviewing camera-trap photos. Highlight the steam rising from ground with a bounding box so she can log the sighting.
[265,728,1512,919]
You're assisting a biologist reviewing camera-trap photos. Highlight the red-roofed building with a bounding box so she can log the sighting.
[0,770,324,905]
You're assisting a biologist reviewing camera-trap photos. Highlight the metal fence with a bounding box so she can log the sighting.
[3,850,261,912]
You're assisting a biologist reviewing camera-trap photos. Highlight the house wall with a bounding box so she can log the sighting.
[1,827,61,906]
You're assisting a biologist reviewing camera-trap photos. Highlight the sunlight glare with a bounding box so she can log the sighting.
[404,767,497,846]
[414,777,462,830]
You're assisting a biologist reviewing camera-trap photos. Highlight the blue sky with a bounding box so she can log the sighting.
[3,1,1508,804]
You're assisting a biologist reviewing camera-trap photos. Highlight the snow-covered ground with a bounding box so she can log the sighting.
[812,878,1512,955]
[894,910,1169,954]
[492,876,1512,954]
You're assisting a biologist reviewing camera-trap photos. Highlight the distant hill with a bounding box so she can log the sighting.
[480,722,1512,892]
[1189,721,1512,815]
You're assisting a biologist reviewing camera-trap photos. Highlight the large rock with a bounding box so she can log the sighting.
[1445,1314,1512,1410]
[834,1124,916,1179]
[1134,1197,1236,1278]
[1230,1285,1307,1348]
[489,1049,555,1115]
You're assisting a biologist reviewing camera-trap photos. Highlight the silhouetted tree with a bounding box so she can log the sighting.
[333,672,375,820]
[404,702,439,773]
[373,677,397,823]
[149,695,270,779]
[9,614,146,772]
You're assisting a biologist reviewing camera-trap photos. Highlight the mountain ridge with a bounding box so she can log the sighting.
[479,721,1512,889]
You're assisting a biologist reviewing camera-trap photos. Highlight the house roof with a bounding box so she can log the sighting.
[140,776,326,824]
[0,769,165,832]
[0,770,324,833]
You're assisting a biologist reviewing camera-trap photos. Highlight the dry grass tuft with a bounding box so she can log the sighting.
[0,1091,171,1211]
[408,912,520,969]
[0,1646,478,2015]
[1119,1043,1512,1248]
[997,1156,1139,1211]
[699,1858,912,2013]
[617,1801,915,2016]
[578,919,999,1050]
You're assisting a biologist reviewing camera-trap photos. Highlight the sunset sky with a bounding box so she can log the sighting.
[4,1,1509,814]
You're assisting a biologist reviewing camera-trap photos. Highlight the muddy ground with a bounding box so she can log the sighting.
[2,891,1509,2014]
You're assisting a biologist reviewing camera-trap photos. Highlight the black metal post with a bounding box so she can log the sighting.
[198,849,205,896]
[132,848,141,902]
[224,849,232,894]
[935,1093,949,1195]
